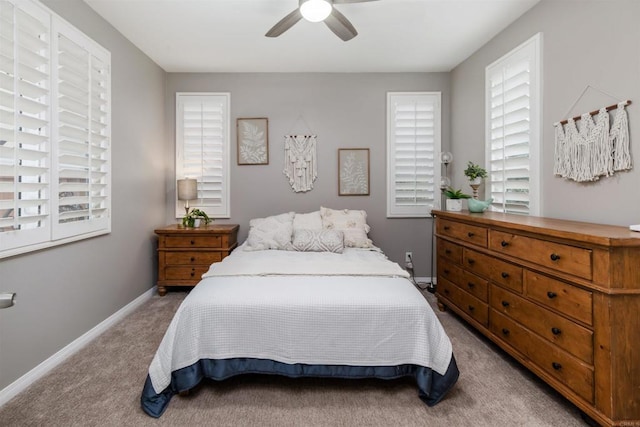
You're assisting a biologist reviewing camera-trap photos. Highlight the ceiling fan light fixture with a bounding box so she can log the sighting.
[300,0,332,23]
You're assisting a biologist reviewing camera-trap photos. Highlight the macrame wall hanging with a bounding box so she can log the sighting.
[553,87,632,182]
[283,134,317,192]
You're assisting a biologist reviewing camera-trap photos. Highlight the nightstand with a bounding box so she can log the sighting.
[154,224,239,296]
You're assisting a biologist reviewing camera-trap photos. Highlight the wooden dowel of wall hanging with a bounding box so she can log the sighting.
[559,100,632,125]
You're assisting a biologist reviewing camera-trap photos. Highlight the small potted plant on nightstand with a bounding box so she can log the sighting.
[182,208,212,228]
[464,161,488,199]
[443,187,471,212]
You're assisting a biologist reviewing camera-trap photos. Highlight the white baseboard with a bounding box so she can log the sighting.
[0,287,155,408]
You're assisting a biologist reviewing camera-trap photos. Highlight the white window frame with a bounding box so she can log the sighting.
[485,33,542,216]
[175,92,230,219]
[0,0,111,259]
[386,91,441,218]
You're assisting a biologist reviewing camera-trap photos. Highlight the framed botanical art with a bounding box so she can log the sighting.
[237,118,269,165]
[338,148,370,196]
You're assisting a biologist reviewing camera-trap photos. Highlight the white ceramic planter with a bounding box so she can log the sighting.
[445,199,462,212]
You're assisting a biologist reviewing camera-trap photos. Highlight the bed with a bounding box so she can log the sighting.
[141,209,459,417]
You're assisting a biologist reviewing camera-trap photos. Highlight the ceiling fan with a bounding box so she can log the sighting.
[265,0,378,42]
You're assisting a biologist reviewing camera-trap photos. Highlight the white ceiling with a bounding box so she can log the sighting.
[83,0,540,73]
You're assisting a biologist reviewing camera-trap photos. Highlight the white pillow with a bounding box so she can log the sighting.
[292,229,344,253]
[244,212,295,251]
[320,207,373,248]
[293,211,323,232]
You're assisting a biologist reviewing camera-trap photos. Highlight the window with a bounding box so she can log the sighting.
[387,92,441,218]
[486,33,541,216]
[175,93,230,219]
[0,0,111,259]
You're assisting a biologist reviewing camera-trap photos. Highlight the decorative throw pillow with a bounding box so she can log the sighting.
[292,229,344,253]
[293,211,323,232]
[320,207,373,248]
[244,212,295,251]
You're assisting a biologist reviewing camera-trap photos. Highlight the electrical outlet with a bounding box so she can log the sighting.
[405,252,412,263]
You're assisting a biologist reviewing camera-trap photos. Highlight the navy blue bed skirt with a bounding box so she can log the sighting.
[141,356,459,418]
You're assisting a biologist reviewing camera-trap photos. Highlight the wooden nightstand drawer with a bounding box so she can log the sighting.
[164,251,222,266]
[489,230,592,280]
[490,285,593,363]
[437,239,462,264]
[164,266,210,281]
[524,271,593,326]
[437,219,488,247]
[165,235,222,248]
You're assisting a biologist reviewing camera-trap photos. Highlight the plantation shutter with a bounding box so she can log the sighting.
[176,93,230,218]
[387,92,440,218]
[52,22,111,239]
[0,0,51,249]
[486,34,541,215]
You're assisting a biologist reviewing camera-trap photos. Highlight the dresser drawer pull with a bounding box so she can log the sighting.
[445,249,451,255]
[501,328,510,335]
[552,362,562,370]
[501,272,509,279]
[443,289,450,295]
[467,282,475,289]
[467,232,475,238]
[550,253,561,261]
[444,226,450,231]
[190,240,195,245]
[443,269,450,275]
[551,327,562,335]
[468,305,475,312]
[190,257,195,262]
[501,240,509,247]
[547,291,557,299]
[190,272,196,277]
[467,258,475,265]
[501,300,510,307]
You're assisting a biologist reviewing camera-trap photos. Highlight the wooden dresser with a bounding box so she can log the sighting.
[432,210,640,427]
[155,224,239,296]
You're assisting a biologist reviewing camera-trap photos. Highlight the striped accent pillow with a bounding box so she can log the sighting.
[292,229,344,253]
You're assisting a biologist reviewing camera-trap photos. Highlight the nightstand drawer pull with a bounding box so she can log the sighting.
[501,240,509,247]
[550,253,561,261]
[501,328,510,335]
[501,300,510,307]
[552,362,562,370]
[501,272,509,278]
[551,327,562,335]
[547,291,557,299]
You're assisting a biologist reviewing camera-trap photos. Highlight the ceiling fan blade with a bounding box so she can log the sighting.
[324,8,358,41]
[265,8,303,37]
[333,0,379,4]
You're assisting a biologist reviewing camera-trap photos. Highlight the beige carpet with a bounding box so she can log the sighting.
[0,290,586,426]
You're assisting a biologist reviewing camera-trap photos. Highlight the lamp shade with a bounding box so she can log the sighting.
[300,0,332,22]
[177,179,197,201]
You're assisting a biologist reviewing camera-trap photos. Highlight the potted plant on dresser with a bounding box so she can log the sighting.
[464,161,488,199]
[443,187,471,212]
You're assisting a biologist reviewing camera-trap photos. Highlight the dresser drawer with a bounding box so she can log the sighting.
[164,235,222,249]
[524,271,593,326]
[488,257,523,294]
[491,310,594,403]
[439,278,488,327]
[437,239,462,264]
[164,251,222,266]
[438,219,488,247]
[490,285,593,363]
[489,230,592,280]
[164,266,209,281]
[462,248,492,279]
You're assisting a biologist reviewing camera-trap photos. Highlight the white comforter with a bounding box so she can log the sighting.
[148,248,453,395]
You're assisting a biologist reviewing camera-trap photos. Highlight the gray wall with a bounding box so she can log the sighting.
[0,0,166,390]
[451,0,640,226]
[164,73,451,275]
